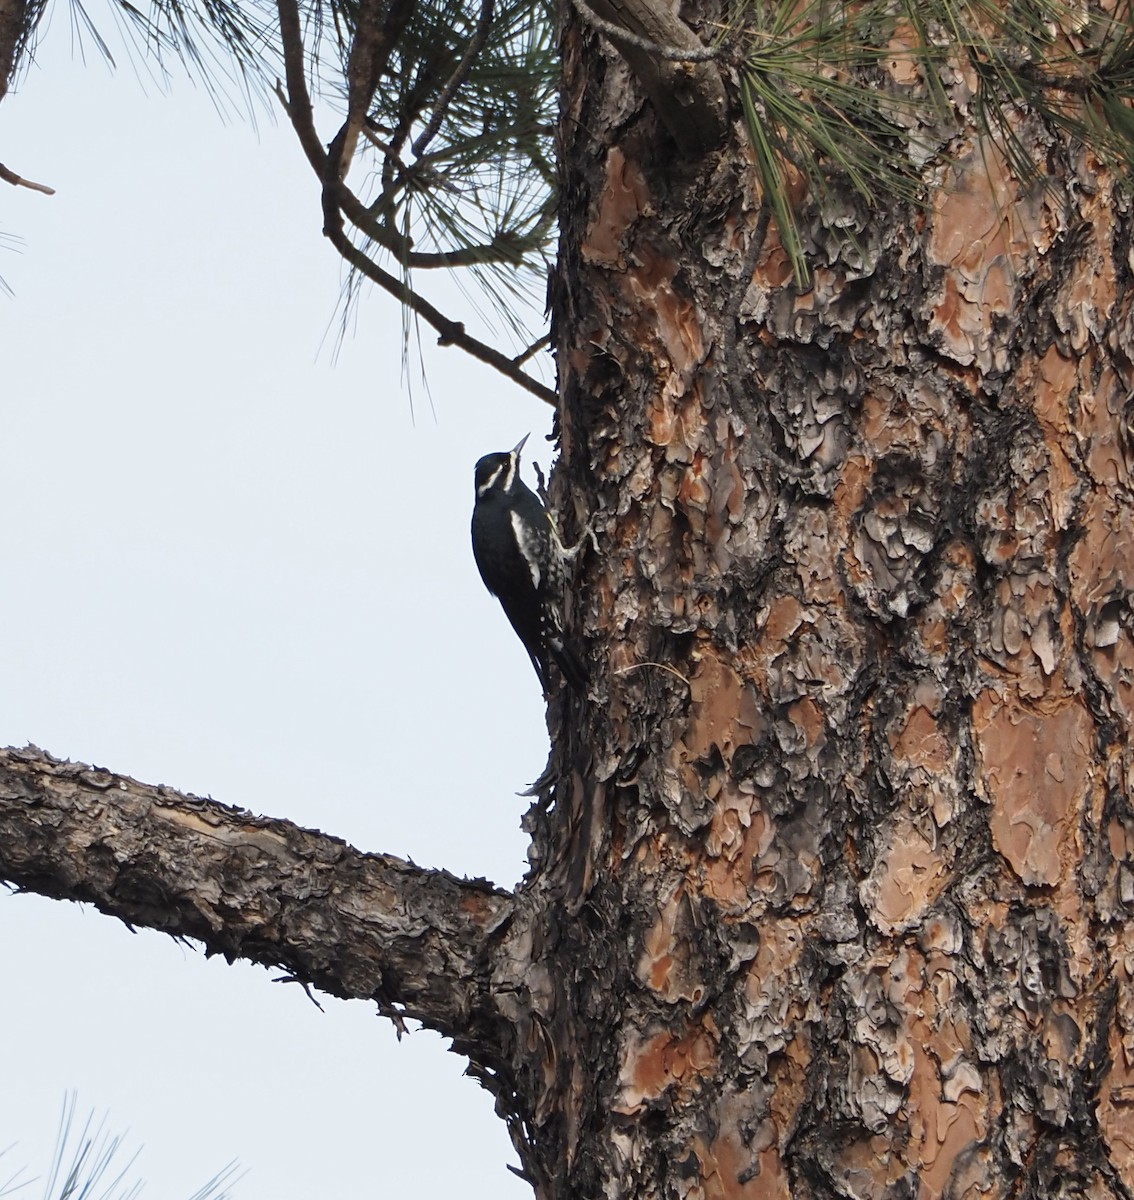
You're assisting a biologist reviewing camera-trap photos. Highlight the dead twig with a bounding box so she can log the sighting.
[570,0,721,61]
[411,0,494,159]
[613,662,693,688]
[570,0,727,154]
[325,217,556,405]
[0,161,54,194]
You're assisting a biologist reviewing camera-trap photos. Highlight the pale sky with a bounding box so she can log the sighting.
[2,20,552,1199]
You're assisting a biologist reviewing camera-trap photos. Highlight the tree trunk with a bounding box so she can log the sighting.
[4,5,1134,1200]
[526,18,1134,1200]
[0,0,29,103]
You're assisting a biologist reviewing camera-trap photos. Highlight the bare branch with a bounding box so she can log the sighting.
[275,0,326,178]
[328,0,416,183]
[274,0,553,401]
[411,0,495,160]
[324,217,557,404]
[570,0,720,62]
[571,0,727,155]
[0,745,515,1045]
[328,148,531,269]
[514,333,550,367]
[290,105,543,270]
[0,160,54,193]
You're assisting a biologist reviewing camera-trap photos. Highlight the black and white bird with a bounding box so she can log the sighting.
[471,435,587,694]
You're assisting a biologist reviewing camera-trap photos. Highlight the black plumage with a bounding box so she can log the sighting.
[471,435,586,693]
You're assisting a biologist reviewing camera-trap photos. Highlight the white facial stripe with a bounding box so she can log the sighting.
[477,464,506,497]
[501,451,518,493]
[511,510,542,590]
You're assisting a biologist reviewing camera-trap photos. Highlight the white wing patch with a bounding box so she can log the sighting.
[511,510,542,591]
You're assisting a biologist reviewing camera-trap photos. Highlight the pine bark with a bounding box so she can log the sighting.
[530,15,1134,1200]
[0,0,27,102]
[0,748,514,1044]
[4,5,1134,1200]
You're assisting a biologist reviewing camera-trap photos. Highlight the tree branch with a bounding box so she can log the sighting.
[336,152,532,268]
[571,0,727,156]
[273,89,529,271]
[324,215,557,404]
[0,0,27,105]
[570,0,720,62]
[274,0,554,403]
[0,745,515,1047]
[328,0,417,183]
[0,160,54,193]
[410,0,494,160]
[275,0,327,178]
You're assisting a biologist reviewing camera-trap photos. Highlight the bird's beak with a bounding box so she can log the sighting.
[512,433,530,458]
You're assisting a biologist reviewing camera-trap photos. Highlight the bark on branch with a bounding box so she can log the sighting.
[0,744,573,1190]
[572,0,727,156]
[0,745,515,1049]
[0,0,27,105]
[0,161,54,193]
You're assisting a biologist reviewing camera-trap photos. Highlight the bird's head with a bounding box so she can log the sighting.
[474,433,529,498]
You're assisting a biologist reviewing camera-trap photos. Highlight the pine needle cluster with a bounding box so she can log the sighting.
[732,0,1134,280]
[11,0,1134,330]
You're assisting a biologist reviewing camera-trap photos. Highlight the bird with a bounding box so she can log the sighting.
[471,434,587,694]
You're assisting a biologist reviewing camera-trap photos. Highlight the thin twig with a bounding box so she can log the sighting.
[570,0,721,61]
[325,219,556,405]
[0,162,55,194]
[513,333,550,366]
[273,974,326,1011]
[268,116,526,270]
[362,131,465,199]
[334,171,530,269]
[274,0,553,403]
[377,27,441,199]
[411,0,494,159]
[613,662,693,687]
